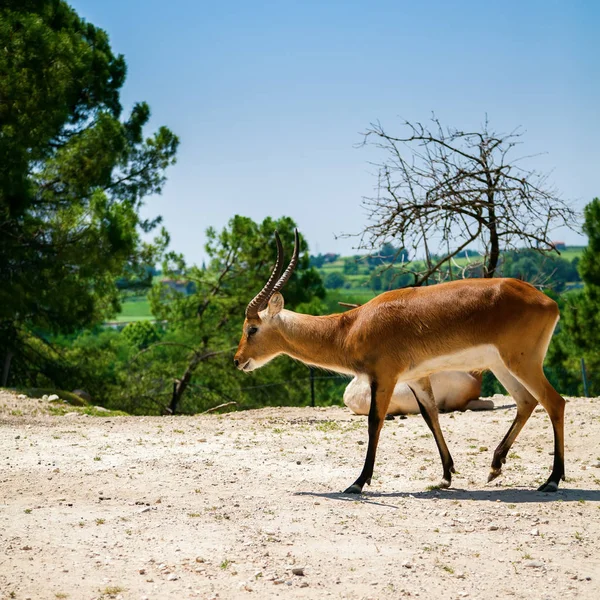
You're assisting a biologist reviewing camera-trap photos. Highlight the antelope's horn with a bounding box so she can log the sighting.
[269,228,300,297]
[245,232,285,318]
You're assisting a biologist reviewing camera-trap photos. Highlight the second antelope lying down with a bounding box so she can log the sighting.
[234,230,566,494]
[344,371,493,416]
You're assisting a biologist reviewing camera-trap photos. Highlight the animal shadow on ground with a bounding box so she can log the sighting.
[295,487,600,509]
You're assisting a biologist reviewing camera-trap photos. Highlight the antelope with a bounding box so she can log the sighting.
[234,230,566,494]
[344,371,492,416]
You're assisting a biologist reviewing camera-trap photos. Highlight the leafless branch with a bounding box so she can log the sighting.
[355,115,578,283]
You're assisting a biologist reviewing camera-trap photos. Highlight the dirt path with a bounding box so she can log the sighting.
[1,390,599,600]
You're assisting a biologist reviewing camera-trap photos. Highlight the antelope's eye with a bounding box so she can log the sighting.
[247,326,258,336]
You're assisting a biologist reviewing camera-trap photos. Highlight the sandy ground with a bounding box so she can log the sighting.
[0,390,599,600]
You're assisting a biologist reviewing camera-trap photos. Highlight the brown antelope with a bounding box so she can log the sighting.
[234,230,566,494]
[344,371,492,416]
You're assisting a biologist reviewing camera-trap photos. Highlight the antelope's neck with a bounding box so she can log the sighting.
[277,310,354,374]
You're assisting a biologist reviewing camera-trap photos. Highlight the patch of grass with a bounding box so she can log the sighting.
[24,508,32,514]
[115,296,153,322]
[574,531,583,541]
[220,559,231,569]
[441,564,454,574]
[316,420,341,432]
[100,586,125,598]
[95,518,105,525]
[188,513,201,518]
[47,405,128,417]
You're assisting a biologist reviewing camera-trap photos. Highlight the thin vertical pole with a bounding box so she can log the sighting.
[310,367,315,407]
[581,358,589,397]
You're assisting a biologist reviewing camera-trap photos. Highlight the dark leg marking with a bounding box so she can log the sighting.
[344,379,388,494]
[410,381,455,488]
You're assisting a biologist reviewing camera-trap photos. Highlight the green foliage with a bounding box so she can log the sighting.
[0,0,178,385]
[500,249,580,292]
[122,321,160,349]
[578,199,600,286]
[116,215,328,414]
[324,272,346,289]
[546,199,600,395]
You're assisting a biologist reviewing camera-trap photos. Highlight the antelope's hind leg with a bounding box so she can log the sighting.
[409,377,455,489]
[504,363,566,492]
[488,364,537,483]
[492,361,565,492]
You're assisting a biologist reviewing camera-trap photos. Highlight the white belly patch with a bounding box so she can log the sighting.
[399,344,500,381]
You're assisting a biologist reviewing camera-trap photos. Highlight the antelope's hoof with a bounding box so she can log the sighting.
[537,480,559,493]
[438,478,451,489]
[487,468,502,483]
[343,483,364,494]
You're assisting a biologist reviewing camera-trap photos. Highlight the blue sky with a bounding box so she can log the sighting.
[71,0,599,263]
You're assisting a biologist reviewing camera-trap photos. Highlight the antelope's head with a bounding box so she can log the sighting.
[234,229,299,372]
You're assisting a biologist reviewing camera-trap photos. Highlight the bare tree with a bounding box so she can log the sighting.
[358,116,577,284]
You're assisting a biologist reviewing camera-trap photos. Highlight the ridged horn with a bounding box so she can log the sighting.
[269,228,300,297]
[245,231,285,318]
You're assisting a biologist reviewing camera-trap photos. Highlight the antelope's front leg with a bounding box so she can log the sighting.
[344,376,394,494]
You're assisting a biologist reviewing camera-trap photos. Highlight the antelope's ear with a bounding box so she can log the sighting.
[267,293,284,316]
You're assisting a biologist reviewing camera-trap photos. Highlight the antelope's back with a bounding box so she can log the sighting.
[344,278,558,361]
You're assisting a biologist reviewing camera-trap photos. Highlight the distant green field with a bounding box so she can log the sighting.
[116,297,153,322]
[335,288,377,303]
[558,247,584,262]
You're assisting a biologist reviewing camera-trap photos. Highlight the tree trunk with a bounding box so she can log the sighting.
[485,203,500,278]
[169,365,194,415]
[2,351,13,387]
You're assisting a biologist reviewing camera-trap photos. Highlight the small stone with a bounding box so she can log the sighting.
[17,394,27,399]
[292,567,304,576]
[140,507,152,513]
[273,578,285,585]
[139,568,146,575]
[525,561,544,568]
[402,561,413,569]
[488,525,499,531]
[196,557,205,563]
[48,394,60,402]
[167,573,178,581]
[300,581,309,588]
[21,545,32,551]
[531,528,540,536]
